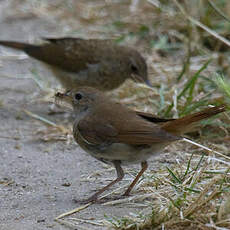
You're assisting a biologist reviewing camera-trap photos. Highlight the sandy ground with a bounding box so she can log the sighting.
[0,1,167,229]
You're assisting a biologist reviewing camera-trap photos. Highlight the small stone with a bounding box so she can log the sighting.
[61,182,71,187]
[37,219,46,223]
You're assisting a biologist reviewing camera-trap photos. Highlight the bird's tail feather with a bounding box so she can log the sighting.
[161,105,226,135]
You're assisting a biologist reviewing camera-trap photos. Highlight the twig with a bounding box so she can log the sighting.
[55,218,90,230]
[23,109,67,133]
[55,203,92,220]
[68,217,105,226]
[183,138,230,161]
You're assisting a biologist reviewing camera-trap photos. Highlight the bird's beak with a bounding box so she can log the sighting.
[55,90,73,105]
[131,74,152,88]
[144,79,152,87]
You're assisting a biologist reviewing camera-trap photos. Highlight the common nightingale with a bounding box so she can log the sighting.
[0,38,150,91]
[56,87,225,202]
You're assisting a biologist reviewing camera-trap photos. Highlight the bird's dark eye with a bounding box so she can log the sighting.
[131,64,138,73]
[75,93,82,100]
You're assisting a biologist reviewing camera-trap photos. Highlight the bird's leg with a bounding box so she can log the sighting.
[85,160,124,203]
[123,161,148,196]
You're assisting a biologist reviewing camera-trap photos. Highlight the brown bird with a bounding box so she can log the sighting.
[55,87,225,203]
[0,38,150,91]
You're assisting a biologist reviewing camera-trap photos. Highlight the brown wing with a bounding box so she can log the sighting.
[116,122,180,145]
[25,40,101,72]
[32,37,117,72]
[0,38,115,73]
[136,111,175,123]
[77,116,180,146]
[77,118,118,145]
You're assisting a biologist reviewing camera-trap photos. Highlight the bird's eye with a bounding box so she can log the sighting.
[75,93,82,100]
[131,64,138,73]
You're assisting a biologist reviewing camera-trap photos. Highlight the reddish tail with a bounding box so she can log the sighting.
[161,105,226,135]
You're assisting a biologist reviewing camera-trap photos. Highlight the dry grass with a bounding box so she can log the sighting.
[103,148,230,229]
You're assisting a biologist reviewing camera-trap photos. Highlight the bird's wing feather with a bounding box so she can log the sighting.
[0,38,118,73]
[21,38,115,73]
[77,118,118,145]
[135,111,175,123]
[25,43,101,72]
[77,116,180,146]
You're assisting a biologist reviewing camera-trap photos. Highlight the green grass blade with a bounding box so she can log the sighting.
[167,167,182,184]
[177,53,191,82]
[184,187,200,193]
[194,153,205,172]
[177,59,212,101]
[158,84,165,112]
[164,103,174,117]
[215,74,230,99]
[184,153,193,178]
[180,98,209,116]
[164,59,212,116]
